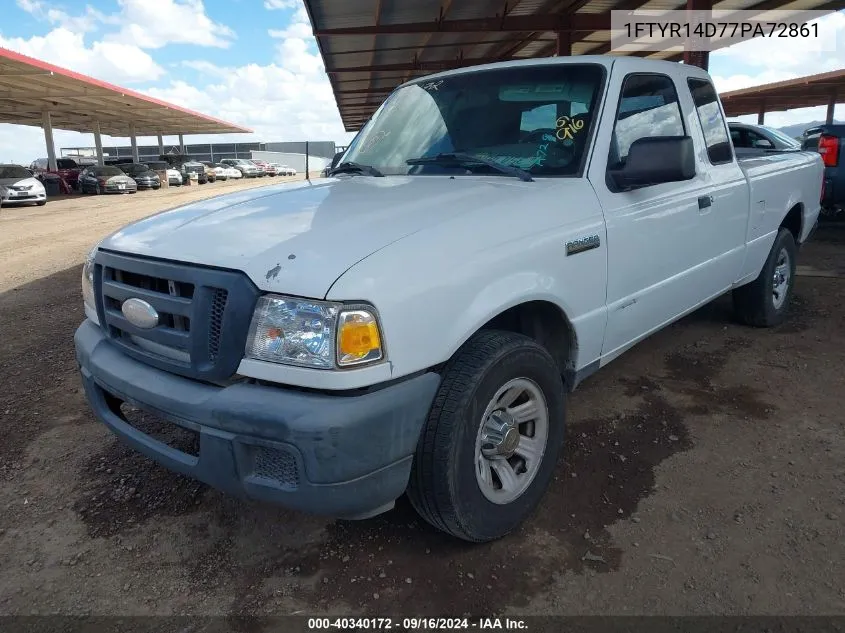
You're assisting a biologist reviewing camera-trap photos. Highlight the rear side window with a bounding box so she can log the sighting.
[610,73,685,166]
[688,78,733,164]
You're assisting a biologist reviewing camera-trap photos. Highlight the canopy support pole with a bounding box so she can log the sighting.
[157,135,164,155]
[556,30,571,56]
[130,124,139,163]
[94,121,104,166]
[42,110,57,172]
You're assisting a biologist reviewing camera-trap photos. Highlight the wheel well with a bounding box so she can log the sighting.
[479,301,576,384]
[781,204,803,243]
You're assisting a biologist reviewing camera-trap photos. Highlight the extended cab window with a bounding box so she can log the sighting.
[341,64,605,177]
[609,73,685,167]
[688,78,733,163]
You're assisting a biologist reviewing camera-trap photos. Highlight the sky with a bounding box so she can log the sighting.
[0,1,843,164]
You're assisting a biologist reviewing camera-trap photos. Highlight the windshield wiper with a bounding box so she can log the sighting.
[406,152,534,182]
[329,161,384,177]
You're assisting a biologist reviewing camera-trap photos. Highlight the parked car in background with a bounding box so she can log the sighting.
[220,158,260,178]
[729,122,802,157]
[221,164,242,179]
[273,163,296,176]
[802,124,845,218]
[203,164,217,183]
[79,165,138,194]
[117,163,161,190]
[0,164,47,206]
[147,161,183,186]
[30,157,82,191]
[252,159,278,176]
[181,161,208,184]
[203,162,227,181]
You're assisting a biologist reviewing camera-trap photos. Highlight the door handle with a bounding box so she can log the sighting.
[698,195,713,210]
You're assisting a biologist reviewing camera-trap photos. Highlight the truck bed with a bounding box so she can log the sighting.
[733,150,822,284]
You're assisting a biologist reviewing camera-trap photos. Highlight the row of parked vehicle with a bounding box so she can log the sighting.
[21,156,299,197]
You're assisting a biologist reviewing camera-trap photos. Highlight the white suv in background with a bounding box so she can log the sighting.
[220,158,261,178]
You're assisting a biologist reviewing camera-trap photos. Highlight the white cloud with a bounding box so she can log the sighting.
[712,11,845,125]
[15,0,118,34]
[0,28,165,84]
[107,0,236,49]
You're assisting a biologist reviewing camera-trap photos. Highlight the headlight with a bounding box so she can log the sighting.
[82,246,97,313]
[245,295,385,369]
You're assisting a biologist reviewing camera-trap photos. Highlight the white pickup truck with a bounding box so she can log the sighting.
[75,56,822,542]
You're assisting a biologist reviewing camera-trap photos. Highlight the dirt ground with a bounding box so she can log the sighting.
[0,184,843,621]
[0,174,308,294]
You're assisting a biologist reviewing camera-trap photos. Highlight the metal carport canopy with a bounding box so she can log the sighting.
[0,47,251,137]
[720,68,845,123]
[304,0,841,132]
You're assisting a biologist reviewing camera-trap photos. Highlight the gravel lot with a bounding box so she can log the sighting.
[0,183,843,620]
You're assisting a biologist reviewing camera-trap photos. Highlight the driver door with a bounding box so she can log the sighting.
[587,69,715,362]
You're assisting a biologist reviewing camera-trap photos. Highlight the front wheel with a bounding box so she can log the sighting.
[732,227,797,327]
[407,330,565,542]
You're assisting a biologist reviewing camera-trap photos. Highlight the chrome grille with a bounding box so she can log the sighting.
[94,250,259,382]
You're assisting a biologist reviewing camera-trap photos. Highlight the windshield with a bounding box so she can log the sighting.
[0,165,32,179]
[56,159,78,169]
[762,126,801,148]
[341,64,604,177]
[120,164,148,175]
[93,167,123,177]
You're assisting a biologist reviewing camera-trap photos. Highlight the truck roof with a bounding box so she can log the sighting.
[396,55,713,91]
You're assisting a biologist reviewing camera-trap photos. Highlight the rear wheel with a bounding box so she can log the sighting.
[733,227,797,327]
[407,330,565,542]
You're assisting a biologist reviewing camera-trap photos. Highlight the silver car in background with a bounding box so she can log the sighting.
[220,158,261,178]
[728,122,803,157]
[0,164,48,206]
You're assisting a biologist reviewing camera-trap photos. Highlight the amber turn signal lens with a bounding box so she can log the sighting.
[337,310,383,366]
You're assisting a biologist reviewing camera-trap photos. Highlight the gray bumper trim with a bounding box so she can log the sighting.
[75,320,440,518]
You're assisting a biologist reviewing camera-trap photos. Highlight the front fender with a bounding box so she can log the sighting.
[327,186,608,383]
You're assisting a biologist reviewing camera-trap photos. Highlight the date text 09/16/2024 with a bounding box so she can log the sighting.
[307,617,528,630]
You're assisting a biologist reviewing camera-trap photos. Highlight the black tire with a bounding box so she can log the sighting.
[36,200,46,206]
[733,227,797,327]
[407,330,565,542]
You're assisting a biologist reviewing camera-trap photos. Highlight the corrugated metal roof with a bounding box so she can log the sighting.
[0,47,251,136]
[721,68,845,116]
[305,0,841,130]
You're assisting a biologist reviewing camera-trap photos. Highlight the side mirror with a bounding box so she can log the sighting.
[610,136,695,190]
[330,151,344,169]
[753,138,774,149]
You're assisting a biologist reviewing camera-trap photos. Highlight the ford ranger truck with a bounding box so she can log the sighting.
[75,57,823,542]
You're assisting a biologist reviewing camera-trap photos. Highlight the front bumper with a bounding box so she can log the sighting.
[74,320,440,519]
[2,191,46,203]
[134,179,160,190]
[104,184,136,194]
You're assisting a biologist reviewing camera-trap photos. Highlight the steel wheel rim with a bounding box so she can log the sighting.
[474,377,549,505]
[772,247,791,310]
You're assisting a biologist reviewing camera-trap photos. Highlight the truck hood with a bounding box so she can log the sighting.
[102,175,565,297]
